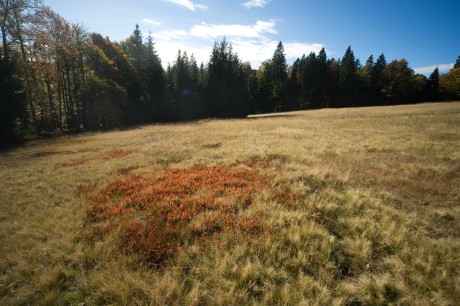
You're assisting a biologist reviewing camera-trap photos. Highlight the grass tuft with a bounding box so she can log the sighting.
[1,102,459,304]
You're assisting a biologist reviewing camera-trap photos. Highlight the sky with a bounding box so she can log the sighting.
[44,0,459,74]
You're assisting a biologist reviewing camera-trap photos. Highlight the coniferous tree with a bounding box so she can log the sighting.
[365,55,374,69]
[425,67,440,101]
[327,58,340,107]
[285,58,301,111]
[311,48,330,108]
[167,50,204,120]
[144,34,165,121]
[454,56,460,69]
[358,55,375,106]
[127,24,144,83]
[2,2,455,138]
[269,41,288,111]
[299,53,318,108]
[254,59,273,113]
[338,46,360,107]
[205,39,249,118]
[371,53,387,104]
[247,71,259,113]
[120,25,166,122]
[120,25,146,111]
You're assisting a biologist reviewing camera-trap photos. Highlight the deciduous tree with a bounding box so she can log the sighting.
[440,67,460,100]
[381,59,419,103]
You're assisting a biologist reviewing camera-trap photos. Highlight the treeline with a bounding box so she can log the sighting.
[1,1,460,145]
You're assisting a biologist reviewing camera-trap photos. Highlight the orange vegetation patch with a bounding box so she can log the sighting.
[82,165,266,266]
[106,149,133,158]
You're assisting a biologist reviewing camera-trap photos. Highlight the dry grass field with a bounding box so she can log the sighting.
[1,102,459,305]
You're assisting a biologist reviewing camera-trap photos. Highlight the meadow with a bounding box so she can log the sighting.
[0,102,459,305]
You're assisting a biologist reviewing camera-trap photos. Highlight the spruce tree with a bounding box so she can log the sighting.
[426,67,440,101]
[132,24,144,83]
[318,48,327,64]
[338,46,360,107]
[358,55,374,106]
[285,58,301,111]
[205,39,249,118]
[144,33,165,121]
[312,48,330,108]
[299,53,317,108]
[269,41,288,111]
[371,53,387,102]
[454,56,460,69]
[120,25,148,102]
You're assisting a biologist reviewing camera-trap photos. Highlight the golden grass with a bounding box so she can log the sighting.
[1,102,459,305]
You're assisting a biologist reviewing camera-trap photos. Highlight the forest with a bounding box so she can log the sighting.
[1,0,460,145]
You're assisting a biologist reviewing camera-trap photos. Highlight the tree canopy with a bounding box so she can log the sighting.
[1,1,458,145]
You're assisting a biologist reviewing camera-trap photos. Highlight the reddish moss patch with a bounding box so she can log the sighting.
[82,165,266,266]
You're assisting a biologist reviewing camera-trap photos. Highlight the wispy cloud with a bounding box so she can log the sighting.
[242,0,271,9]
[151,20,325,68]
[190,20,277,39]
[142,18,161,26]
[153,29,189,41]
[414,63,454,75]
[166,0,207,11]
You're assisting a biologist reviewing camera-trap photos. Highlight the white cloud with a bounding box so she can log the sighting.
[155,40,213,67]
[232,39,324,68]
[151,20,325,69]
[284,42,324,59]
[166,0,207,11]
[142,18,161,26]
[154,29,189,41]
[190,20,277,39]
[243,0,271,9]
[414,63,454,75]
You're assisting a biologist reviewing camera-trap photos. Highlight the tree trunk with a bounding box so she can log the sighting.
[13,12,38,127]
[0,0,10,61]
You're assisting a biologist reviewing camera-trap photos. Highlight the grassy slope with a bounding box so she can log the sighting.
[1,102,459,305]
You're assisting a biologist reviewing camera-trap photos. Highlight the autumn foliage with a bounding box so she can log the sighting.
[82,165,266,266]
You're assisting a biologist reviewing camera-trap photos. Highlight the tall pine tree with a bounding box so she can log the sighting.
[426,67,440,101]
[269,42,288,111]
[144,33,165,121]
[205,39,249,118]
[338,46,360,107]
[454,56,460,69]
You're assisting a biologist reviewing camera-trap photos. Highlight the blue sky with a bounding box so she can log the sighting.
[45,0,459,74]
